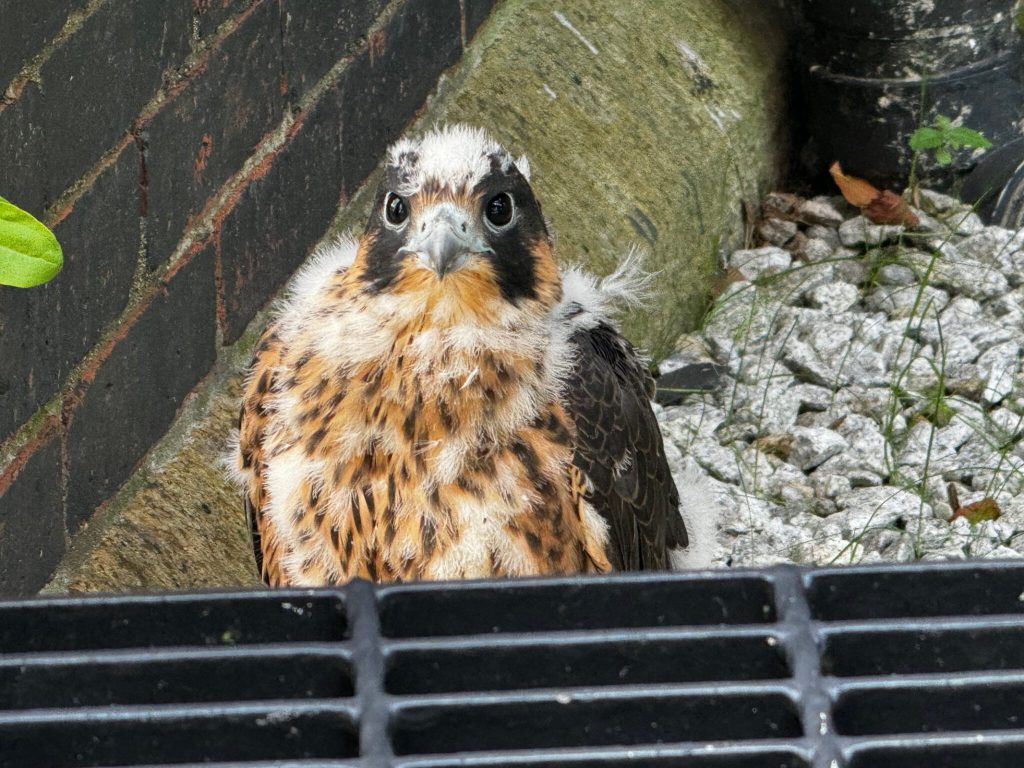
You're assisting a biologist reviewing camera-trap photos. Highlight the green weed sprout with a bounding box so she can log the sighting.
[909,115,992,167]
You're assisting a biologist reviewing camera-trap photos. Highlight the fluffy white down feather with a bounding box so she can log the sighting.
[669,461,722,570]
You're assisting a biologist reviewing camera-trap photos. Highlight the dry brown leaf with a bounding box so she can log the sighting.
[951,497,1002,525]
[829,161,918,227]
[829,161,879,207]
[865,189,919,227]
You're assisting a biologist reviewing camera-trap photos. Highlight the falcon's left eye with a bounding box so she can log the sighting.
[484,192,515,228]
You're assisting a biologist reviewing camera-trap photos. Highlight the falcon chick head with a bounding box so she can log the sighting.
[357,125,560,309]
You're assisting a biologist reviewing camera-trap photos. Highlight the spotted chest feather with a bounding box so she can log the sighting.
[236,242,611,585]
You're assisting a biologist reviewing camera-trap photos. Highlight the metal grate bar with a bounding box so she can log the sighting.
[3,561,1024,767]
[390,741,814,767]
[348,577,392,768]
[774,568,840,768]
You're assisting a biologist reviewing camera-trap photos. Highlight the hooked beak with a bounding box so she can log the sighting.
[398,203,492,277]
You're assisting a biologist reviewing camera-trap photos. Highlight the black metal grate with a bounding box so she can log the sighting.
[2,560,1024,767]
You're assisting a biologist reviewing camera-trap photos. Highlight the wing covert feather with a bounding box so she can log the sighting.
[563,322,688,570]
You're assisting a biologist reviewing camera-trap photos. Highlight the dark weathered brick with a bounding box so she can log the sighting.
[65,246,217,531]
[0,428,64,596]
[1,1,191,217]
[0,0,475,580]
[143,0,285,269]
[0,281,62,446]
[280,0,387,103]
[219,90,342,343]
[0,82,54,218]
[0,0,87,93]
[53,145,141,375]
[463,0,498,43]
[339,0,462,197]
[0,146,141,446]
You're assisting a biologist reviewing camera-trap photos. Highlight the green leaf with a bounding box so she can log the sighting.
[935,147,953,165]
[934,115,952,131]
[0,196,63,288]
[909,127,945,150]
[946,125,992,149]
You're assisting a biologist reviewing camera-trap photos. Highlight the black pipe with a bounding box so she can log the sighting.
[799,0,1024,226]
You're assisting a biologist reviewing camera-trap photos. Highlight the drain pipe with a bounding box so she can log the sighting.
[799,0,1024,227]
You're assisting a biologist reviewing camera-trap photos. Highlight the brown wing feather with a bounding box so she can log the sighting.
[563,321,688,570]
[237,323,286,586]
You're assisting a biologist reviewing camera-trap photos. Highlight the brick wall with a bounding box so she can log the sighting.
[0,0,496,595]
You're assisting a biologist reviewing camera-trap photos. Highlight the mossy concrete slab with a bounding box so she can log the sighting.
[42,0,789,592]
[428,0,789,357]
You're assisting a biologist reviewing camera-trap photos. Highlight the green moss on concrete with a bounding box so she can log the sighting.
[426,0,788,358]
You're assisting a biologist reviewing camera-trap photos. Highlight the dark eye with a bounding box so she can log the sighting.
[485,192,514,228]
[384,193,408,226]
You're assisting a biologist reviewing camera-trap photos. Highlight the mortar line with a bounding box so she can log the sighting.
[0,0,110,112]
[0,416,58,496]
[159,0,407,275]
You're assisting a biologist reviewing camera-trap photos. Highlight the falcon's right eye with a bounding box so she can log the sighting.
[384,193,409,227]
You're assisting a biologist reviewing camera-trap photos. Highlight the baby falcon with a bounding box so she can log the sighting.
[234,125,689,585]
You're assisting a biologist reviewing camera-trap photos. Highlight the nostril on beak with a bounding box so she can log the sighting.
[460,222,467,233]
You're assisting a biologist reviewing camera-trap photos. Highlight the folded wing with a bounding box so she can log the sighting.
[563,321,688,570]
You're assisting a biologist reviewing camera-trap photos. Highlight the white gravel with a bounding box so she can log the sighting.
[661,191,1024,568]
